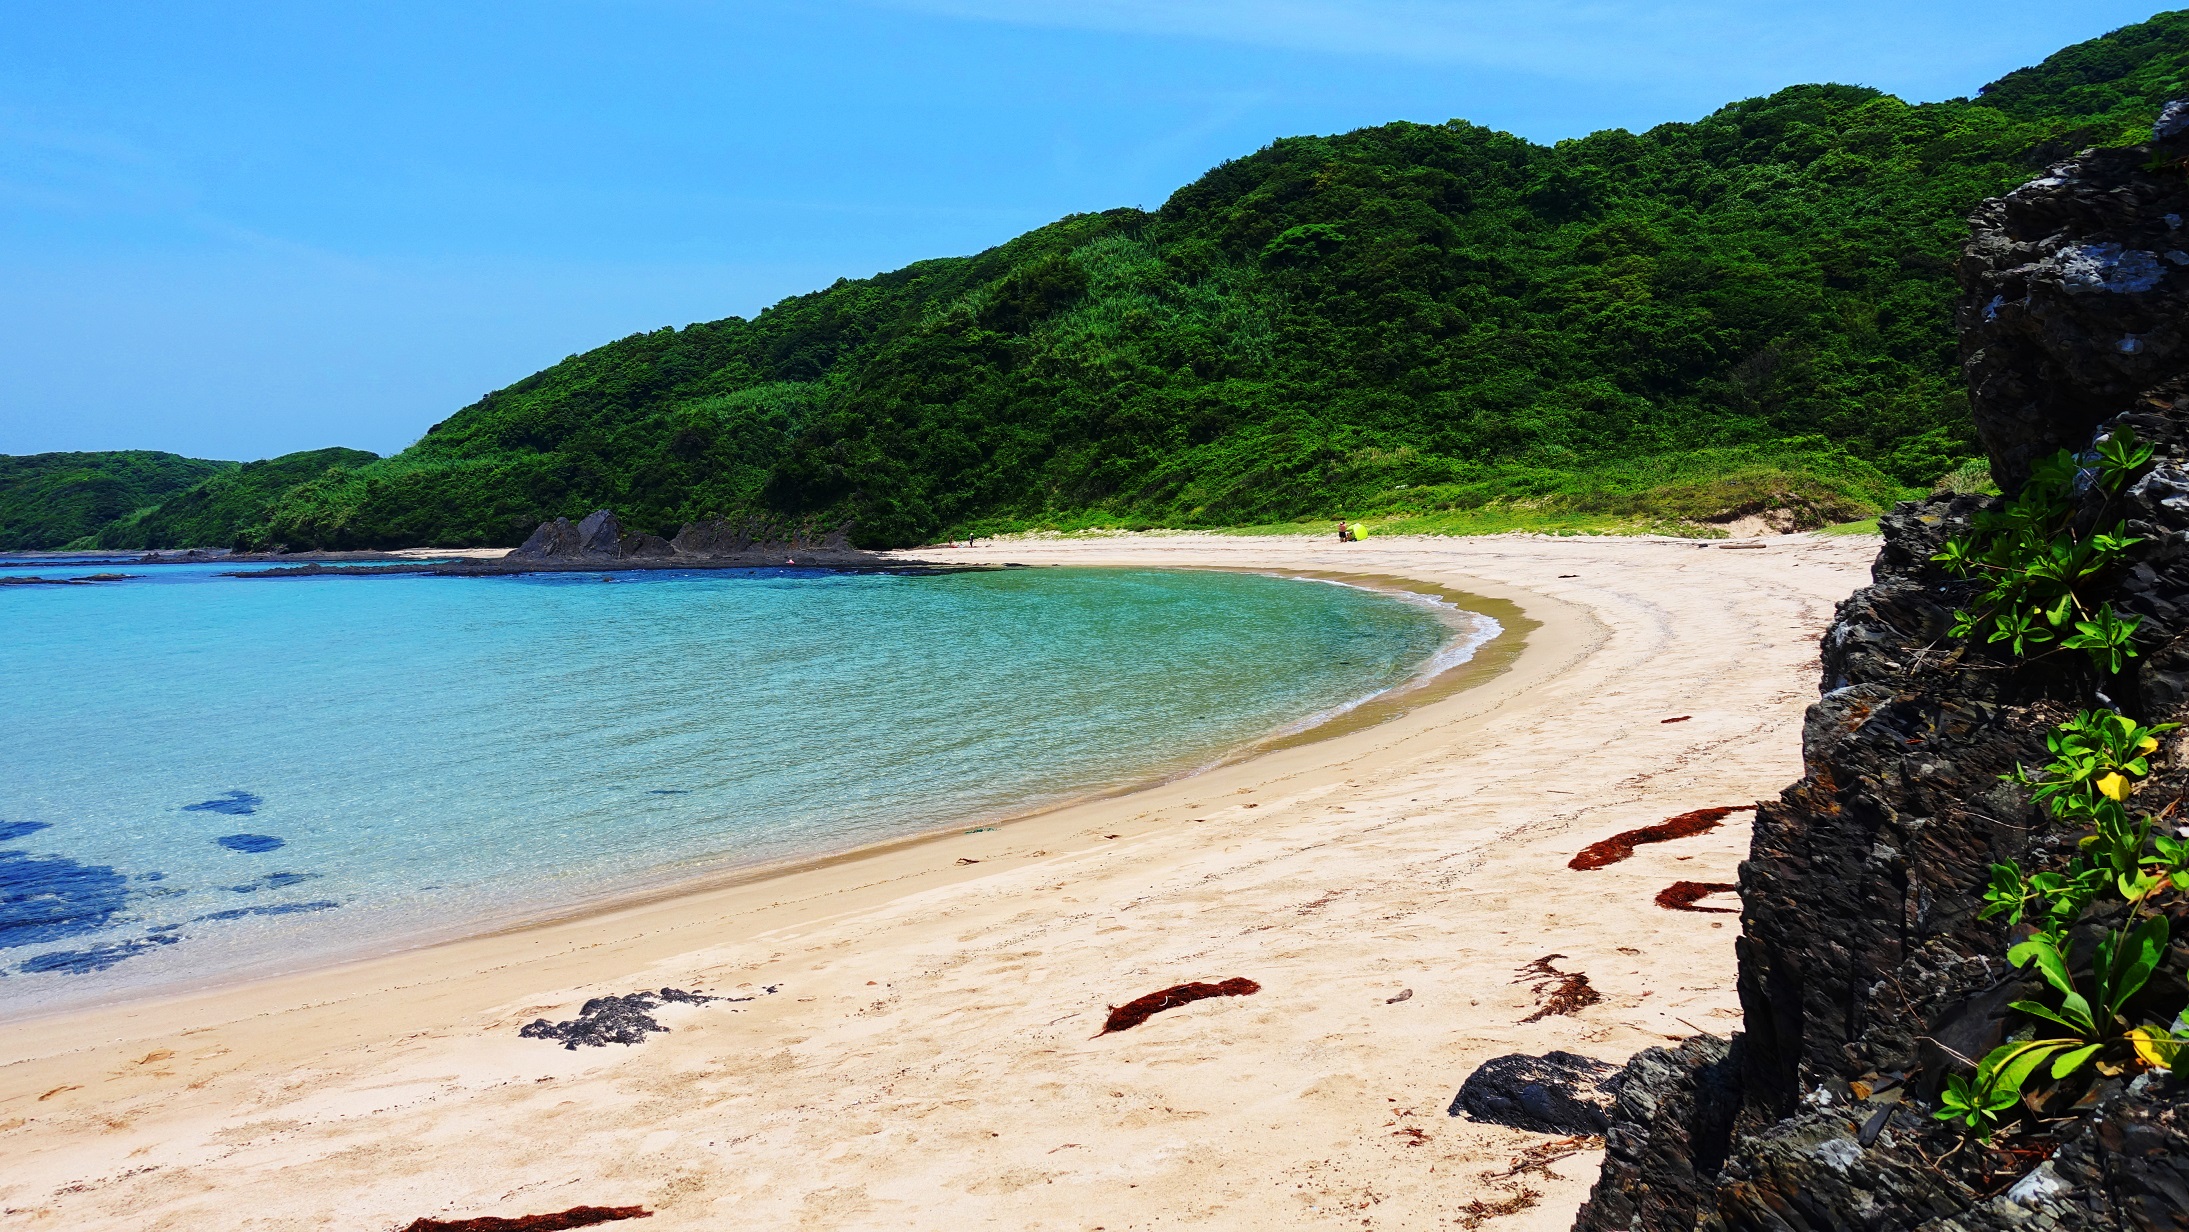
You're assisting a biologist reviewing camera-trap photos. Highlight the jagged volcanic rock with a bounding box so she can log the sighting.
[509,510,644,561]
[1571,110,2189,1232]
[1959,102,2189,491]
[1574,1036,1743,1232]
[510,516,585,560]
[507,510,860,565]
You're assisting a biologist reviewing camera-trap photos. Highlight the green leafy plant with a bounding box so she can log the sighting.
[1942,709,2188,1140]
[1935,433,2151,673]
[79,13,2189,551]
[2010,710,2170,826]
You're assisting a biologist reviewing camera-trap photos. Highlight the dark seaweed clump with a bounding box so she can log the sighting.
[214,833,284,853]
[520,988,740,1049]
[0,821,52,842]
[399,1205,651,1231]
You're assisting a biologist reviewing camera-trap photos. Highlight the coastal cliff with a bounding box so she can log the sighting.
[1572,110,2189,1231]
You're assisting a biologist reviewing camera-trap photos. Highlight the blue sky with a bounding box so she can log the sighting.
[0,1,2166,460]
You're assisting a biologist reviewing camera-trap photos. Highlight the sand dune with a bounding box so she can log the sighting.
[0,531,1874,1231]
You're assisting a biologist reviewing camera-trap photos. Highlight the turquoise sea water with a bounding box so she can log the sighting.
[0,561,1489,1017]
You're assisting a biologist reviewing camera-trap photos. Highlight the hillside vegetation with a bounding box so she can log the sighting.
[88,448,379,550]
[127,16,2189,546]
[0,452,235,551]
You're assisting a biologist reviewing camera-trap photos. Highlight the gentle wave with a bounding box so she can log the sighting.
[1264,578,1503,738]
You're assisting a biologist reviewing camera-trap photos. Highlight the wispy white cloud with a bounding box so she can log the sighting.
[0,108,193,216]
[872,0,2058,98]
[885,2,1785,78]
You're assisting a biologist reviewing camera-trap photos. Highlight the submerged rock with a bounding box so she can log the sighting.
[17,930,181,975]
[182,790,261,815]
[0,849,135,948]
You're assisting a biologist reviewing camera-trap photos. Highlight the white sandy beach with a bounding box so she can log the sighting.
[0,532,1875,1231]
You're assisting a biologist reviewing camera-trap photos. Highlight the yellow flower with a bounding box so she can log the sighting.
[2139,735,2161,754]
[2097,772,2130,801]
[2129,1026,2180,1071]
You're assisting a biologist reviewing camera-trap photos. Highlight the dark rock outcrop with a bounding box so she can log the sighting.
[509,515,586,560]
[512,509,657,560]
[1575,1036,1744,1232]
[1452,1051,1620,1134]
[1959,103,2189,491]
[518,988,728,1049]
[1571,113,2189,1232]
[670,515,849,557]
[506,510,864,567]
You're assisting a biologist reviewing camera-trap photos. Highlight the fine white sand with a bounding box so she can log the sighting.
[0,531,1875,1232]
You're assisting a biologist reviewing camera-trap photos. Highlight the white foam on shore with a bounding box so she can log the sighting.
[1262,576,1503,739]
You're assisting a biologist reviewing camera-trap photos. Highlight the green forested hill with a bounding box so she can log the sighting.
[90,447,379,550]
[250,12,2189,549]
[0,452,235,550]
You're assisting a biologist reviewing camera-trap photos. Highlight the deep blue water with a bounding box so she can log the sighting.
[0,561,1486,1015]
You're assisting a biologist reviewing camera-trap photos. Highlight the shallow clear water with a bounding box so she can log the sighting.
[0,561,1484,1016]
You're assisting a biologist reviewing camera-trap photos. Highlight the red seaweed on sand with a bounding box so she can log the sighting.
[1097,977,1260,1035]
[1568,805,1755,871]
[1656,881,1741,913]
[1515,954,1601,1022]
[400,1205,651,1231]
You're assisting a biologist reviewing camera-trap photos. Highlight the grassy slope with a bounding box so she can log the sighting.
[0,452,237,551]
[88,447,380,549]
[212,12,2189,548]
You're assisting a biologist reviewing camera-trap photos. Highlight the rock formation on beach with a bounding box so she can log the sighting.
[1962,100,2189,493]
[1568,110,2189,1231]
[506,509,860,566]
[1451,1051,1621,1135]
[225,509,943,578]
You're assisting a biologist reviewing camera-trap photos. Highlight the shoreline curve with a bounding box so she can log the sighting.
[0,565,1522,1026]
[0,531,1874,1232]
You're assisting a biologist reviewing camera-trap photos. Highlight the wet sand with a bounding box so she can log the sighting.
[0,531,1874,1232]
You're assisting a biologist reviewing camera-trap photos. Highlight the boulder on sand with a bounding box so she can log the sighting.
[510,516,583,560]
[1449,1050,1619,1134]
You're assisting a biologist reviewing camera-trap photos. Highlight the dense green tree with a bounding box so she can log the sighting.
[93,448,379,550]
[0,452,234,550]
[152,15,2189,546]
